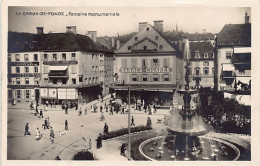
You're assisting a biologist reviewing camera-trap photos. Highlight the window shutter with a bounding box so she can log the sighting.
[157,59,160,67]
[150,59,153,67]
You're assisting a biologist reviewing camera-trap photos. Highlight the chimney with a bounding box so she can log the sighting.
[245,11,250,24]
[154,20,164,33]
[66,26,76,34]
[138,22,148,32]
[111,37,115,48]
[87,31,97,43]
[36,27,44,34]
[116,40,121,50]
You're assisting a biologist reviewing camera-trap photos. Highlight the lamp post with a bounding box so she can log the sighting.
[128,85,131,160]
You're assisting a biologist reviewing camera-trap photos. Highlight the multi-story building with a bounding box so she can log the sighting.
[215,12,251,92]
[113,21,183,106]
[8,26,114,104]
[188,41,215,88]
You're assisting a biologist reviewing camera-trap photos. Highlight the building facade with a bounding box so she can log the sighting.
[8,26,114,104]
[113,21,183,106]
[215,12,251,92]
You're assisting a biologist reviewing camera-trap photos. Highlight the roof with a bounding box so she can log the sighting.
[189,42,214,59]
[165,33,215,42]
[8,31,113,53]
[217,24,251,46]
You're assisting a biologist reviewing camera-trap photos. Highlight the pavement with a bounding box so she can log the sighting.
[6,94,251,160]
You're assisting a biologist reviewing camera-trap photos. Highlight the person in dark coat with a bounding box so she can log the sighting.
[131,116,135,126]
[65,120,68,130]
[121,143,127,156]
[39,110,43,118]
[100,105,103,112]
[24,123,31,136]
[104,123,109,134]
[96,133,103,149]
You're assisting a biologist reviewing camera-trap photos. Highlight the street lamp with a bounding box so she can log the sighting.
[128,85,131,160]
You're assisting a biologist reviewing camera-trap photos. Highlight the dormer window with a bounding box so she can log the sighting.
[204,53,208,58]
[159,45,163,50]
[146,27,149,31]
[30,43,34,48]
[155,36,159,40]
[143,46,147,50]
[128,46,132,50]
[135,37,138,41]
[195,52,200,58]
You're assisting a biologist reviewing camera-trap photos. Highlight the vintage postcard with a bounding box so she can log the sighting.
[1,0,260,166]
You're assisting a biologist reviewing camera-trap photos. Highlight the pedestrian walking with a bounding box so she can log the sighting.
[24,123,31,136]
[96,133,103,149]
[75,101,78,110]
[42,118,48,129]
[65,120,68,130]
[78,107,82,116]
[109,105,113,115]
[105,105,108,112]
[100,105,103,112]
[35,127,41,140]
[35,104,39,115]
[104,123,109,134]
[39,110,43,118]
[131,116,135,126]
[65,104,68,114]
[47,117,50,128]
[50,127,55,143]
[84,107,88,115]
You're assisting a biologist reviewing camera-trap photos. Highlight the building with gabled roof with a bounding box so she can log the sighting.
[112,21,183,107]
[215,12,251,106]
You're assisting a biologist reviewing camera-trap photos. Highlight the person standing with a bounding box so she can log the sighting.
[65,120,68,130]
[109,105,113,115]
[78,107,82,116]
[43,118,48,130]
[35,104,39,115]
[84,107,88,115]
[24,123,31,136]
[39,110,43,118]
[35,127,41,140]
[50,127,55,143]
[100,105,103,112]
[47,117,50,128]
[75,101,78,110]
[131,116,135,126]
[104,123,109,134]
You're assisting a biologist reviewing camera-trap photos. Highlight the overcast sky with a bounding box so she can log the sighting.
[8,7,250,36]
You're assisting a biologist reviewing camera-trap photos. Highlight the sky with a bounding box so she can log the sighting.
[8,7,251,37]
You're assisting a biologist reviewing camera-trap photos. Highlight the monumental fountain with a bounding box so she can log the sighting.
[139,62,240,161]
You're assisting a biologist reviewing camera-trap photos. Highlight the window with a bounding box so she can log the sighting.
[85,78,88,84]
[34,67,38,73]
[25,67,29,73]
[226,52,232,59]
[34,54,38,61]
[128,46,132,50]
[142,59,147,68]
[153,59,159,67]
[212,68,214,75]
[62,53,66,60]
[53,79,57,84]
[142,74,148,82]
[146,27,149,31]
[195,68,200,76]
[155,36,159,40]
[30,43,34,48]
[135,37,138,41]
[96,77,99,83]
[71,53,76,60]
[203,61,209,66]
[96,66,98,72]
[15,54,20,61]
[195,51,200,58]
[25,90,30,99]
[93,77,95,83]
[203,67,209,75]
[132,74,137,82]
[204,53,208,58]
[24,54,29,61]
[17,90,21,99]
[25,78,30,84]
[62,79,67,84]
[79,76,82,83]
[72,78,76,84]
[164,74,169,81]
[44,78,48,84]
[44,54,48,61]
[16,78,20,85]
[153,74,159,81]
[92,54,94,59]
[92,66,95,72]
[143,46,147,50]
[53,54,57,61]
[159,45,163,50]
[8,54,11,61]
[16,67,20,73]
[34,79,39,85]
[89,78,92,84]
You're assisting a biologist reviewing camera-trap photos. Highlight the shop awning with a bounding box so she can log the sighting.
[49,66,68,71]
[237,77,251,84]
[222,64,235,71]
[234,47,251,54]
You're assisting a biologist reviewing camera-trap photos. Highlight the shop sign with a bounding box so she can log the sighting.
[49,88,57,98]
[67,88,76,99]
[58,88,67,99]
[40,88,48,97]
[8,73,41,77]
[120,67,172,73]
[43,61,78,65]
[8,62,39,66]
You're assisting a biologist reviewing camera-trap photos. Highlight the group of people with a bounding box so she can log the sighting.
[136,103,157,115]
